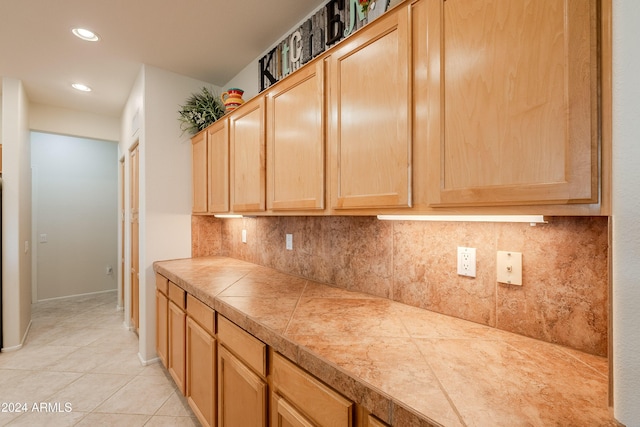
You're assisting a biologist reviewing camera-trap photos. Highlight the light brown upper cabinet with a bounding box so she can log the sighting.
[207,118,230,213]
[266,59,326,212]
[230,97,266,213]
[192,130,208,213]
[423,0,599,207]
[192,118,230,214]
[329,5,412,210]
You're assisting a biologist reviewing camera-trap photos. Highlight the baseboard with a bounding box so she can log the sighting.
[36,288,117,303]
[139,353,161,366]
[1,320,33,353]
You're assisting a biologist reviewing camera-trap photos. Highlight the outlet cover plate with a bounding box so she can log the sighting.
[457,247,476,277]
[497,251,522,285]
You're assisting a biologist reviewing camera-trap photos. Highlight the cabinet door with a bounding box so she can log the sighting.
[424,0,598,206]
[230,97,266,213]
[367,414,390,427]
[272,394,314,427]
[192,130,208,213]
[267,59,325,211]
[329,5,412,210]
[218,345,267,427]
[155,290,168,368]
[208,119,230,213]
[186,317,216,427]
[168,300,186,394]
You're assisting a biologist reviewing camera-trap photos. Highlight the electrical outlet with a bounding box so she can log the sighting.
[241,229,247,244]
[286,234,293,251]
[457,247,476,277]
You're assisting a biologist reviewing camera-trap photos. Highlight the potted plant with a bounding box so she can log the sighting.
[178,86,226,135]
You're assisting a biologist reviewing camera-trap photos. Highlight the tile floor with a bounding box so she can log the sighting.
[0,291,200,426]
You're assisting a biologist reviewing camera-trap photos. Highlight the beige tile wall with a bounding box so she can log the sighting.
[192,215,609,356]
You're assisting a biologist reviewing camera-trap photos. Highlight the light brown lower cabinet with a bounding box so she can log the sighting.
[218,345,268,427]
[367,415,390,427]
[217,315,268,427]
[272,393,314,427]
[186,317,216,427]
[186,294,216,427]
[167,283,186,394]
[271,352,354,427]
[155,275,169,368]
[155,276,384,426]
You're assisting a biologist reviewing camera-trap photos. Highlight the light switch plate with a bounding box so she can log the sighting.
[285,234,293,251]
[497,251,522,286]
[241,229,247,243]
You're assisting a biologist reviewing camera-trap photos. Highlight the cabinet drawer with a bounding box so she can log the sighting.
[187,294,215,336]
[272,352,353,427]
[156,274,169,295]
[217,315,266,377]
[168,281,186,309]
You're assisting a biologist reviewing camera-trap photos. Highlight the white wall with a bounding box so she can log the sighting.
[120,65,218,363]
[223,0,326,97]
[0,98,3,144]
[1,78,32,351]
[224,60,261,102]
[30,104,120,142]
[31,132,118,301]
[612,0,640,424]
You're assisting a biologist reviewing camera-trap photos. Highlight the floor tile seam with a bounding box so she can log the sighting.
[63,371,140,413]
[69,411,90,426]
[25,371,85,408]
[88,376,179,417]
[141,415,200,427]
[73,413,152,425]
[84,373,142,415]
[148,389,183,419]
[89,407,160,416]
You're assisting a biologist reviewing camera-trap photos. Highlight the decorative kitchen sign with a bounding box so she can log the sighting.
[259,0,390,92]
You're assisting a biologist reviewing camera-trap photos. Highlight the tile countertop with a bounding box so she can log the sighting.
[153,256,618,427]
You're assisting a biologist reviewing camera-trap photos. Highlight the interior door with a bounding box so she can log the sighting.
[119,157,125,309]
[129,144,139,332]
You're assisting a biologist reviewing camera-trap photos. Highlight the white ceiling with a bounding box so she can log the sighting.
[0,0,321,117]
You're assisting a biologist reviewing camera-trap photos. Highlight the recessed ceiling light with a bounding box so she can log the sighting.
[72,28,100,42]
[72,83,92,92]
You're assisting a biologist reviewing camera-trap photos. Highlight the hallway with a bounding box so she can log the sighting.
[0,291,199,426]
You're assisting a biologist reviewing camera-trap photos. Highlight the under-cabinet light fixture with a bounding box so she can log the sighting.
[376,215,547,225]
[214,214,244,219]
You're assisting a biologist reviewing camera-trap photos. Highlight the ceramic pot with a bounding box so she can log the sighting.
[221,88,245,112]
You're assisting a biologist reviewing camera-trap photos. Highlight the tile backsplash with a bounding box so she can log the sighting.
[192,215,609,356]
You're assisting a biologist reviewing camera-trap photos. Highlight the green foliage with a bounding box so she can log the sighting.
[178,87,226,135]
